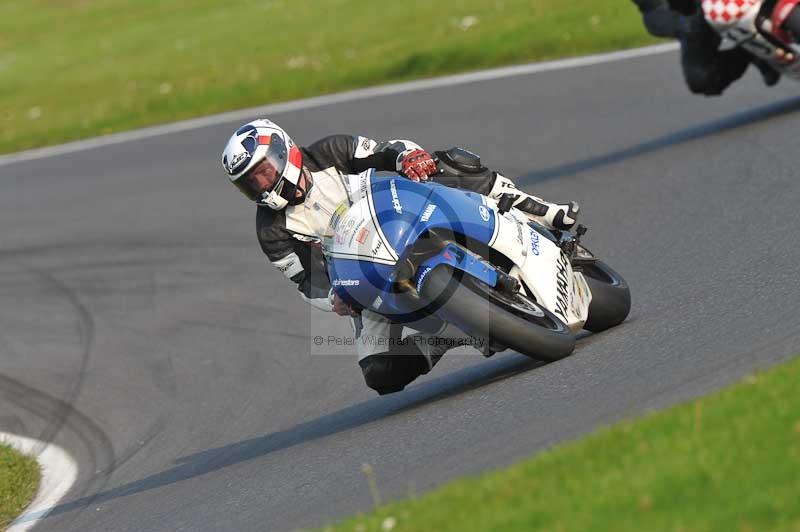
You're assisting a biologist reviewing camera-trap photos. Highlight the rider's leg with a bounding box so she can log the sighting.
[402,322,476,370]
[355,310,432,395]
[359,352,430,395]
[680,27,751,95]
[430,148,579,231]
[355,311,472,395]
[486,174,580,230]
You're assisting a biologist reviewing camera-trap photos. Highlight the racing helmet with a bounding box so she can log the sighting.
[221,119,305,210]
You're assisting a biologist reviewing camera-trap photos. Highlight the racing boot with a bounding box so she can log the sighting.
[488,174,580,230]
[752,58,781,87]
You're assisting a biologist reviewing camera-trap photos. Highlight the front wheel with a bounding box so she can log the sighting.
[420,266,576,361]
[579,260,631,332]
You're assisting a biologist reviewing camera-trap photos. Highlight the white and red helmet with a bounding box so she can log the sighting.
[221,119,305,210]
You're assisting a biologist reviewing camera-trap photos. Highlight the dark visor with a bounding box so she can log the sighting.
[233,133,288,201]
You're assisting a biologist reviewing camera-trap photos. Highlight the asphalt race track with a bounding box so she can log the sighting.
[2,48,800,531]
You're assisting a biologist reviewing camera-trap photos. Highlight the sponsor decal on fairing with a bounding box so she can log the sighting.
[529,228,541,256]
[420,204,437,222]
[333,279,360,287]
[336,216,359,245]
[554,252,571,320]
[355,227,370,245]
[390,179,403,214]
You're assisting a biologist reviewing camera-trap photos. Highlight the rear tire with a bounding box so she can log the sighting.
[579,260,631,333]
[420,266,576,361]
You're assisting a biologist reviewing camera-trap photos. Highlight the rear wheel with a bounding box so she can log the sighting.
[420,266,575,361]
[579,260,631,332]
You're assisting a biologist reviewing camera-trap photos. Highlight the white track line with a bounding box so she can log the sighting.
[0,43,677,168]
[1,432,78,532]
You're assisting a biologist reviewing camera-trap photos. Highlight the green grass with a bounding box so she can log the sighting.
[0,444,39,530]
[0,0,657,154]
[326,356,800,532]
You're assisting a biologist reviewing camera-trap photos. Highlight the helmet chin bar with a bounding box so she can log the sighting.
[288,167,311,206]
[262,189,289,210]
[259,163,303,210]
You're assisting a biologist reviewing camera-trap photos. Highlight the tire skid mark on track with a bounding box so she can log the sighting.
[0,374,115,527]
[16,352,546,522]
[11,264,95,450]
[0,258,175,528]
[0,361,172,529]
[0,374,114,474]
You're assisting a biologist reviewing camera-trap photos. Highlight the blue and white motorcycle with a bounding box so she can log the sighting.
[323,166,631,361]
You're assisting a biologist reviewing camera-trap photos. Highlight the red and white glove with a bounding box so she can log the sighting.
[399,149,437,182]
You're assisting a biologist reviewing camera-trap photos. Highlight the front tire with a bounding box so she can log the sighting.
[579,260,631,332]
[420,266,576,361]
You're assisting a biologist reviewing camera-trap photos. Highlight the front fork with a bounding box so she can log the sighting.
[411,242,519,297]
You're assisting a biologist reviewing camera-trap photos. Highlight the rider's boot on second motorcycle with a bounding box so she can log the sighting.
[752,57,781,86]
[488,174,580,230]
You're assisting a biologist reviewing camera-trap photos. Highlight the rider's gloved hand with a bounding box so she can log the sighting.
[399,149,437,182]
[332,292,358,317]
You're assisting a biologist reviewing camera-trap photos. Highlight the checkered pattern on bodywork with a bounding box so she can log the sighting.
[702,0,759,24]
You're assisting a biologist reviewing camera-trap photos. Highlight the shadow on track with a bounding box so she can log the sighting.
[519,95,800,185]
[19,353,545,524]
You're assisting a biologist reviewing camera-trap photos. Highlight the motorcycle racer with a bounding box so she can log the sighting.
[221,119,580,394]
[632,0,783,95]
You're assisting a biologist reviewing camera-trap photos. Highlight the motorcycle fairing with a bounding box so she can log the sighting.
[325,171,497,264]
[326,170,590,330]
[326,171,500,312]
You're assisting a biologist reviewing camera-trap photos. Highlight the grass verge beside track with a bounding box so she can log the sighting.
[0,0,657,154]
[326,355,800,531]
[0,444,39,530]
